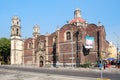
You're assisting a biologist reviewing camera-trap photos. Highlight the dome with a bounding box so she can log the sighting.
[69,8,85,24]
[69,17,85,24]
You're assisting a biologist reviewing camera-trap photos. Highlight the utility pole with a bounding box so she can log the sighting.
[117,47,119,63]
[114,32,119,63]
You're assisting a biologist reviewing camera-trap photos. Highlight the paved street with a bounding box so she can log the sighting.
[0,67,95,80]
[0,65,120,80]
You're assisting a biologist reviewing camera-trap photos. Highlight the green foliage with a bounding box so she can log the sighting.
[1,61,5,64]
[0,37,10,64]
[80,62,92,68]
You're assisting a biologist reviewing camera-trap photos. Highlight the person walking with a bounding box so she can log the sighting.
[103,60,106,70]
[99,61,103,70]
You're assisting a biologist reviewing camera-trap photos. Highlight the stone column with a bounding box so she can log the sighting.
[32,37,35,66]
[45,34,49,67]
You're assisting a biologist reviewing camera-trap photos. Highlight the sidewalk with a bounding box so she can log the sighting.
[3,64,120,74]
[47,66,120,74]
[1,65,120,74]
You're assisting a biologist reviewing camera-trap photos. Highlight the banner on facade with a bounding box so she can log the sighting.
[85,36,94,49]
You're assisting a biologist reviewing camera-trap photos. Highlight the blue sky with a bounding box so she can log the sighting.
[0,0,120,45]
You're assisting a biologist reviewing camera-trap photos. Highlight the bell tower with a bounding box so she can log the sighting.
[33,24,40,38]
[11,16,21,37]
[10,16,23,65]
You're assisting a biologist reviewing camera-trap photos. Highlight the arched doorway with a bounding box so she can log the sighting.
[39,56,44,67]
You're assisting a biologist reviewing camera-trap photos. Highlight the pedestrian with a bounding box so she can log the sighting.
[103,60,106,70]
[99,61,103,70]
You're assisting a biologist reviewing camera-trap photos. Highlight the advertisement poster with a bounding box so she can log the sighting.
[85,36,94,49]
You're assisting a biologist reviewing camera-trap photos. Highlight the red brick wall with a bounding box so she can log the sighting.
[23,23,108,66]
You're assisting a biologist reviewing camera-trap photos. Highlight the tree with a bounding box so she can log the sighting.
[0,37,10,64]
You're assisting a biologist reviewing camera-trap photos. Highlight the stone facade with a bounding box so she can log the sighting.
[10,16,23,65]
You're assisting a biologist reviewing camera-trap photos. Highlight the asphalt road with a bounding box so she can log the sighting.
[0,65,119,80]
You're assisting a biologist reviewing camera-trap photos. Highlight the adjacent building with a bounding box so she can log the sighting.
[107,42,117,59]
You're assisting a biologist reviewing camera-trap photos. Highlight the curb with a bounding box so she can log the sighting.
[96,78,111,80]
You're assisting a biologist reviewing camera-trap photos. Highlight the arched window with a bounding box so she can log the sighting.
[66,31,71,40]
[38,41,44,49]
[17,21,19,25]
[12,28,14,35]
[16,28,19,36]
[28,42,32,49]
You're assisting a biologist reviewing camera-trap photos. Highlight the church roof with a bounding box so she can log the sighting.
[69,17,85,24]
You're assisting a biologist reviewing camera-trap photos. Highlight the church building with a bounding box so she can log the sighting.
[10,9,108,67]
